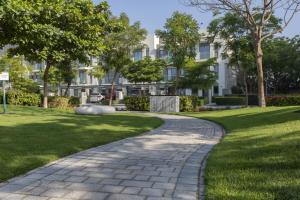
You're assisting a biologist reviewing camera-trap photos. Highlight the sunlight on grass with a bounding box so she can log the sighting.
[182,106,300,200]
[0,105,163,182]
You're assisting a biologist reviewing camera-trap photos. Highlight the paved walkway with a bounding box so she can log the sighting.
[0,114,223,200]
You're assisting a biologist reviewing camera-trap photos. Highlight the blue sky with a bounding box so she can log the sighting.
[95,0,300,37]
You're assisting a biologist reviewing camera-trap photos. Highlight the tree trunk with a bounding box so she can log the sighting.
[254,39,266,107]
[43,61,51,108]
[109,71,117,106]
[243,70,249,107]
[64,82,71,96]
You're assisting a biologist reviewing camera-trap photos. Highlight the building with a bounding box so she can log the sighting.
[19,31,238,100]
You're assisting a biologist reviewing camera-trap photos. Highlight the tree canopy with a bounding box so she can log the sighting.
[0,0,114,107]
[156,11,200,93]
[122,57,166,84]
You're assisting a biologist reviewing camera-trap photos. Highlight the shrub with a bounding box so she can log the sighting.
[7,90,41,106]
[266,96,300,106]
[68,96,80,107]
[180,96,208,112]
[48,96,70,109]
[213,96,246,105]
[124,96,150,111]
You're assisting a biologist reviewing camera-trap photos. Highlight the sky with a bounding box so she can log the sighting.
[94,0,300,37]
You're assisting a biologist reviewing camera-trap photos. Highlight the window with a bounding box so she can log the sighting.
[214,85,219,95]
[200,43,210,59]
[157,48,168,59]
[214,64,219,79]
[79,70,86,84]
[146,48,150,57]
[166,67,177,81]
[133,50,143,61]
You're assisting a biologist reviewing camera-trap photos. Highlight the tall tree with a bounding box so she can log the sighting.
[122,57,166,85]
[101,13,147,106]
[0,0,112,108]
[208,13,256,105]
[187,0,300,107]
[264,36,300,93]
[156,11,200,94]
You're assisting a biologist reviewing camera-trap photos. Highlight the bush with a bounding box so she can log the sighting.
[48,96,70,109]
[7,90,41,106]
[266,96,300,106]
[68,96,80,107]
[213,96,246,106]
[124,96,150,111]
[180,96,208,112]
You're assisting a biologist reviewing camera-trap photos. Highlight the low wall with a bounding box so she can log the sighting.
[150,96,180,113]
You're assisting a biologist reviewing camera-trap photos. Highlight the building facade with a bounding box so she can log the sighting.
[28,32,237,100]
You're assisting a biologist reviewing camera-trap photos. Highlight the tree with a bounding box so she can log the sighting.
[156,11,200,94]
[57,60,77,96]
[88,64,106,94]
[187,0,300,107]
[208,13,256,105]
[0,55,40,93]
[122,57,166,85]
[101,13,147,106]
[264,36,300,94]
[178,58,217,92]
[0,0,112,108]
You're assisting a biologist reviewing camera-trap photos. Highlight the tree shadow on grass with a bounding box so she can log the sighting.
[0,112,163,182]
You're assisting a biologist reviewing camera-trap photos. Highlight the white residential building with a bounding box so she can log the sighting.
[6,32,237,99]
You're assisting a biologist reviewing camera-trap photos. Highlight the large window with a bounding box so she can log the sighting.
[214,64,219,79]
[79,70,87,84]
[200,43,210,59]
[133,50,143,61]
[166,67,177,81]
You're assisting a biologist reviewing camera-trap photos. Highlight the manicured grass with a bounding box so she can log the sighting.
[182,107,300,200]
[0,106,163,182]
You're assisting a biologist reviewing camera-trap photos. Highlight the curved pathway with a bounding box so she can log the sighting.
[0,114,223,200]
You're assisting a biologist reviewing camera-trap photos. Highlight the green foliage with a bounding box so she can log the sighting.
[156,12,200,91]
[178,58,217,90]
[213,96,246,105]
[68,96,80,107]
[7,90,41,106]
[264,36,300,93]
[48,96,70,109]
[122,57,166,83]
[88,66,106,80]
[266,96,300,106]
[0,55,40,93]
[124,96,207,112]
[101,13,147,105]
[0,0,114,107]
[156,11,200,66]
[48,96,80,109]
[180,96,207,112]
[124,96,150,111]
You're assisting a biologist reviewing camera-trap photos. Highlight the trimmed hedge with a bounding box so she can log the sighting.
[124,96,150,111]
[213,96,246,106]
[266,96,300,106]
[124,96,208,112]
[7,90,41,106]
[48,96,80,109]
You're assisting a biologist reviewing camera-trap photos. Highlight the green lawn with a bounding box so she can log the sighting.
[182,107,300,200]
[0,105,163,182]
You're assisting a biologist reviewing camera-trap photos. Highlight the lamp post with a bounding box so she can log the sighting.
[0,72,9,114]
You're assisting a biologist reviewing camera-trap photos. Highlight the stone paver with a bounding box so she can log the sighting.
[0,114,223,200]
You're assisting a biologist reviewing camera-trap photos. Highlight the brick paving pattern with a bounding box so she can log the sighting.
[0,114,223,200]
